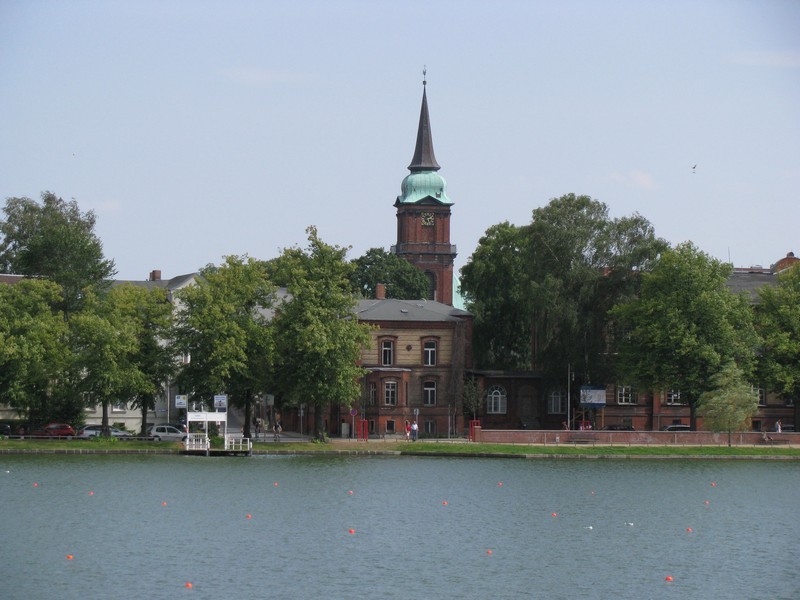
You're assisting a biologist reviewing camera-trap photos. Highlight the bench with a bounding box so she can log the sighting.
[571,436,596,446]
[760,437,790,445]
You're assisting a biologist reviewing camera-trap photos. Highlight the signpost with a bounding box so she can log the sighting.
[350,408,358,440]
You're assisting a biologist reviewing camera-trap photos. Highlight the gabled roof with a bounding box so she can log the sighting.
[357,297,470,323]
[0,274,26,285]
[112,273,198,292]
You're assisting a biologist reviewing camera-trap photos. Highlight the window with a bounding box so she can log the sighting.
[368,383,376,406]
[112,401,127,413]
[486,385,507,414]
[368,420,375,434]
[617,385,637,405]
[425,272,436,301]
[424,420,436,434]
[384,381,397,406]
[381,340,394,366]
[386,420,396,434]
[665,390,684,405]
[548,390,567,414]
[423,381,437,406]
[751,386,766,406]
[787,397,795,407]
[423,340,437,366]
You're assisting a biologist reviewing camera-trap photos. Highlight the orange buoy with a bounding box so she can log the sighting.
[184,582,193,589]
[497,482,503,487]
[88,491,94,496]
[246,514,252,519]
[442,501,448,506]
[273,482,279,487]
[686,527,693,533]
[486,549,493,555]
[665,576,673,582]
[348,528,356,534]
[348,490,354,495]
[551,512,558,517]
[703,500,710,505]
[161,501,168,507]
[711,482,717,487]
[33,482,39,487]
[66,554,74,560]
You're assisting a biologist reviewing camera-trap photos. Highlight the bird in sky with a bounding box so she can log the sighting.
[692,164,697,173]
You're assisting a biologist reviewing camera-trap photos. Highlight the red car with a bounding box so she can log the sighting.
[33,423,76,437]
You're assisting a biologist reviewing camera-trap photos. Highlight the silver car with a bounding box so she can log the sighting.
[147,424,187,442]
[78,424,133,438]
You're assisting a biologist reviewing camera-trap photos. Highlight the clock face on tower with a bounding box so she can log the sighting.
[421,212,434,226]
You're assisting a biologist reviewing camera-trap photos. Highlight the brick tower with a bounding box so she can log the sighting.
[392,76,456,305]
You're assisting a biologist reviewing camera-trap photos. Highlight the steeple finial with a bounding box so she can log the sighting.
[407,68,440,172]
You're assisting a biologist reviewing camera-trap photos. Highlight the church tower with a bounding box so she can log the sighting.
[392,76,456,305]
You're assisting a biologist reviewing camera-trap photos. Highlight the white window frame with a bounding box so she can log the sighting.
[665,390,685,405]
[381,340,394,366]
[384,381,397,406]
[368,382,376,406]
[548,390,567,414]
[486,385,507,414]
[423,381,437,407]
[617,385,637,405]
[423,340,437,366]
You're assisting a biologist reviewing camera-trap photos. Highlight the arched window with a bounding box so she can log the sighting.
[425,271,436,301]
[486,385,507,414]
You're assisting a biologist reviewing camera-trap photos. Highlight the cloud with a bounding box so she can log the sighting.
[730,51,800,68]
[223,66,310,86]
[609,170,656,191]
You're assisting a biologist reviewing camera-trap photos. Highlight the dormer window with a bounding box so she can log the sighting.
[381,340,394,366]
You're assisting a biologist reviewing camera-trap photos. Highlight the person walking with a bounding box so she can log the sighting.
[404,420,411,441]
[411,420,418,442]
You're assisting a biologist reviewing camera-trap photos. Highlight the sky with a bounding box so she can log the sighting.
[1,0,798,282]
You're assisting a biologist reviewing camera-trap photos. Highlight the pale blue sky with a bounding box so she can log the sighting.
[1,0,798,281]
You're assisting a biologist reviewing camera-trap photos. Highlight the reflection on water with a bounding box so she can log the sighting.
[0,455,797,600]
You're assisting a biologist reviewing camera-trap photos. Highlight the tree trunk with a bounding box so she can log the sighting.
[689,401,697,431]
[101,400,110,437]
[243,396,252,438]
[140,402,149,437]
[314,404,325,441]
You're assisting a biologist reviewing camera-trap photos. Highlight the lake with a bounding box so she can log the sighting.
[0,454,797,599]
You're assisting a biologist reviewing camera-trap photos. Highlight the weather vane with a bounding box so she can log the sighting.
[423,65,427,86]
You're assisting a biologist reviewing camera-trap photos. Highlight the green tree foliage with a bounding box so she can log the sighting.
[525,194,667,389]
[108,285,176,435]
[756,264,800,404]
[271,227,372,441]
[0,279,74,424]
[350,247,429,299]
[460,222,531,369]
[174,256,274,437]
[462,377,481,420]
[68,289,145,434]
[0,192,116,316]
[612,242,760,428]
[697,363,759,446]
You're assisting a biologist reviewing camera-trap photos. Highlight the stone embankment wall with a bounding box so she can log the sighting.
[473,428,797,446]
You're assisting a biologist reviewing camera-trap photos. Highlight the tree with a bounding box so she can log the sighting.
[462,377,481,421]
[0,279,74,425]
[350,247,429,299]
[108,285,176,436]
[0,192,116,316]
[174,256,274,438]
[524,194,667,391]
[756,264,800,412]
[271,227,372,441]
[460,222,531,369]
[697,363,759,446]
[612,242,760,429]
[68,289,145,435]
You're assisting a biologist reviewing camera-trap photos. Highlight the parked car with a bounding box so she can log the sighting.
[78,425,133,438]
[661,424,691,432]
[147,424,187,442]
[166,422,188,433]
[32,423,76,437]
[602,424,635,431]
[0,423,12,436]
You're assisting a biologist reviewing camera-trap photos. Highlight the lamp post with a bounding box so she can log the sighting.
[566,363,571,430]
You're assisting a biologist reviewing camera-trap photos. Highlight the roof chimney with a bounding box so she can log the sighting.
[375,283,386,300]
[149,270,162,282]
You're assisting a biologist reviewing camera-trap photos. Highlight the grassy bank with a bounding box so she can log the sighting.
[2,438,798,457]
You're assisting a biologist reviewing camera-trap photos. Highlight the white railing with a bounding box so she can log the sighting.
[185,433,209,451]
[225,436,252,452]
